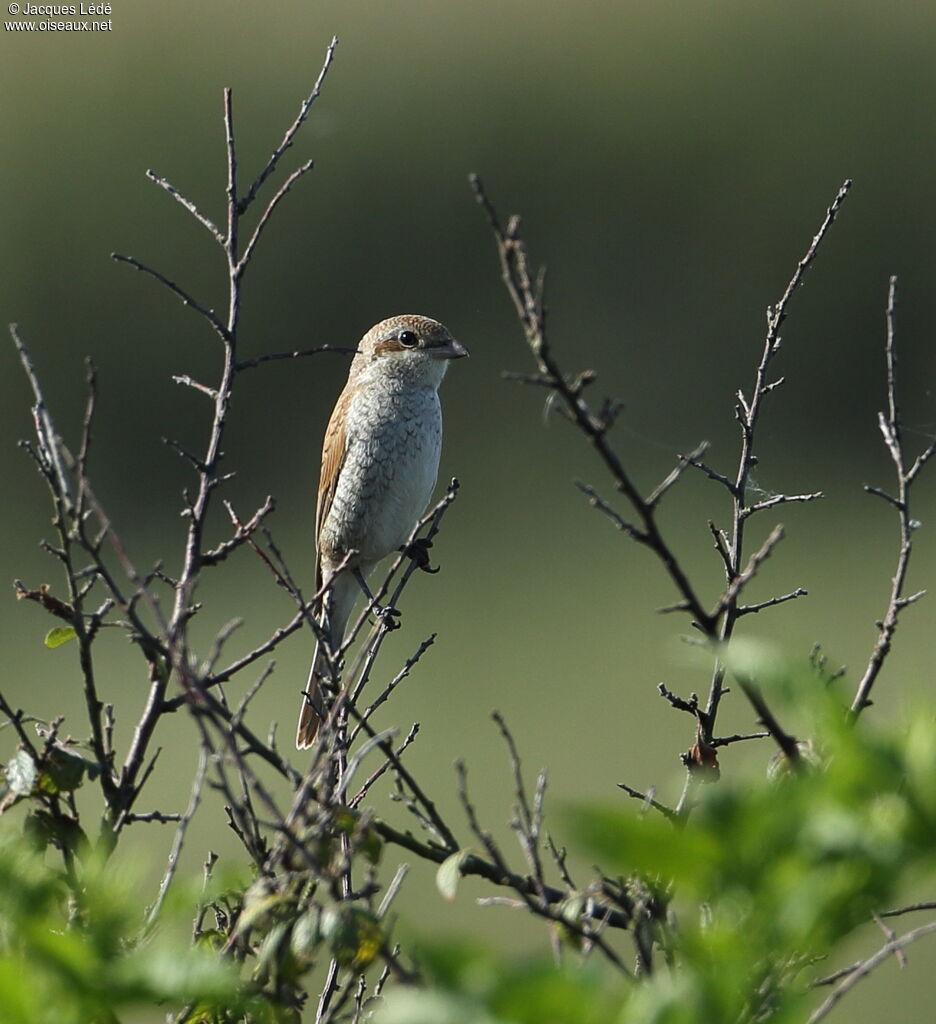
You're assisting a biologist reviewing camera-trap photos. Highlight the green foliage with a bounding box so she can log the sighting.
[43,627,77,650]
[1,741,100,857]
[378,661,936,1024]
[379,940,621,1024]
[0,831,243,1024]
[437,849,473,902]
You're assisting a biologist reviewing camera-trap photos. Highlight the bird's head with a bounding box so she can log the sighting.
[353,314,468,389]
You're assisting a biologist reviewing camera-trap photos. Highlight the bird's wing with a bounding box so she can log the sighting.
[314,385,353,592]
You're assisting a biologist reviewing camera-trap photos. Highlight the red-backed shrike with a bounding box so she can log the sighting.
[296,314,468,748]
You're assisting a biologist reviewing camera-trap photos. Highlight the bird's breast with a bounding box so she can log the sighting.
[320,385,443,567]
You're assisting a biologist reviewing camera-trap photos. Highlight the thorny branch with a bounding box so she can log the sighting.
[470,173,715,637]
[471,174,850,777]
[10,43,649,1016]
[807,919,936,1023]
[7,33,936,1024]
[6,37,449,1016]
[850,277,936,716]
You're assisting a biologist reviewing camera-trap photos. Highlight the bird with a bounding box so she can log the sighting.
[296,314,468,748]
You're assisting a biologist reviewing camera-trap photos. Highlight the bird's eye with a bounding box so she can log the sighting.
[397,330,419,348]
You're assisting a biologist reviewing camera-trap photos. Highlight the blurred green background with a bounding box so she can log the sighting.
[3,1,936,1019]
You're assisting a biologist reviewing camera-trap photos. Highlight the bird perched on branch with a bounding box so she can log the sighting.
[296,314,468,748]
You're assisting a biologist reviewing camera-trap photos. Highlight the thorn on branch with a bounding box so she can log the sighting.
[111,254,230,342]
[657,600,691,615]
[500,370,556,388]
[235,345,356,372]
[172,375,219,399]
[203,497,277,567]
[570,368,597,397]
[737,677,801,766]
[713,523,786,617]
[707,520,733,576]
[737,587,808,616]
[851,275,934,716]
[657,683,700,717]
[162,436,207,473]
[863,483,903,510]
[237,159,316,277]
[807,919,936,1022]
[617,783,677,821]
[766,179,852,343]
[908,436,936,485]
[125,810,184,824]
[575,481,644,540]
[687,455,738,496]
[646,440,710,508]
[711,731,769,748]
[11,326,74,506]
[236,35,338,215]
[145,169,224,244]
[76,358,98,496]
[742,491,824,518]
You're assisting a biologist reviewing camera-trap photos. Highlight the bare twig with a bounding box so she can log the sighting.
[699,182,850,737]
[617,783,677,821]
[349,635,436,742]
[238,160,315,274]
[645,442,711,508]
[807,919,936,1022]
[737,587,808,617]
[741,491,823,519]
[172,374,218,399]
[712,524,786,618]
[110,254,229,341]
[239,36,338,214]
[203,497,277,567]
[456,759,632,973]
[143,746,210,932]
[145,169,224,244]
[350,723,420,809]
[736,678,800,766]
[235,345,355,372]
[473,176,848,768]
[851,278,934,715]
[470,174,714,636]
[879,901,936,920]
[711,731,769,748]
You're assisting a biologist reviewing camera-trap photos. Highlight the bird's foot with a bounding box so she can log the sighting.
[405,537,439,574]
[373,603,402,631]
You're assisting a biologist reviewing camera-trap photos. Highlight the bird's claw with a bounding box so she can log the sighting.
[405,537,439,574]
[376,604,402,630]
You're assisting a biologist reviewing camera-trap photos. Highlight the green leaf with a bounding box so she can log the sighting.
[255,919,290,975]
[43,627,77,649]
[436,849,472,902]
[289,909,321,961]
[234,880,286,935]
[23,810,88,857]
[39,748,98,795]
[6,750,37,796]
[321,905,384,969]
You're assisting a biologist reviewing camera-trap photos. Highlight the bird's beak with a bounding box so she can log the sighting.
[433,338,469,360]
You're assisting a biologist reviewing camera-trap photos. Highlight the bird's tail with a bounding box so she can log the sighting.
[296,574,357,749]
[296,643,329,749]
